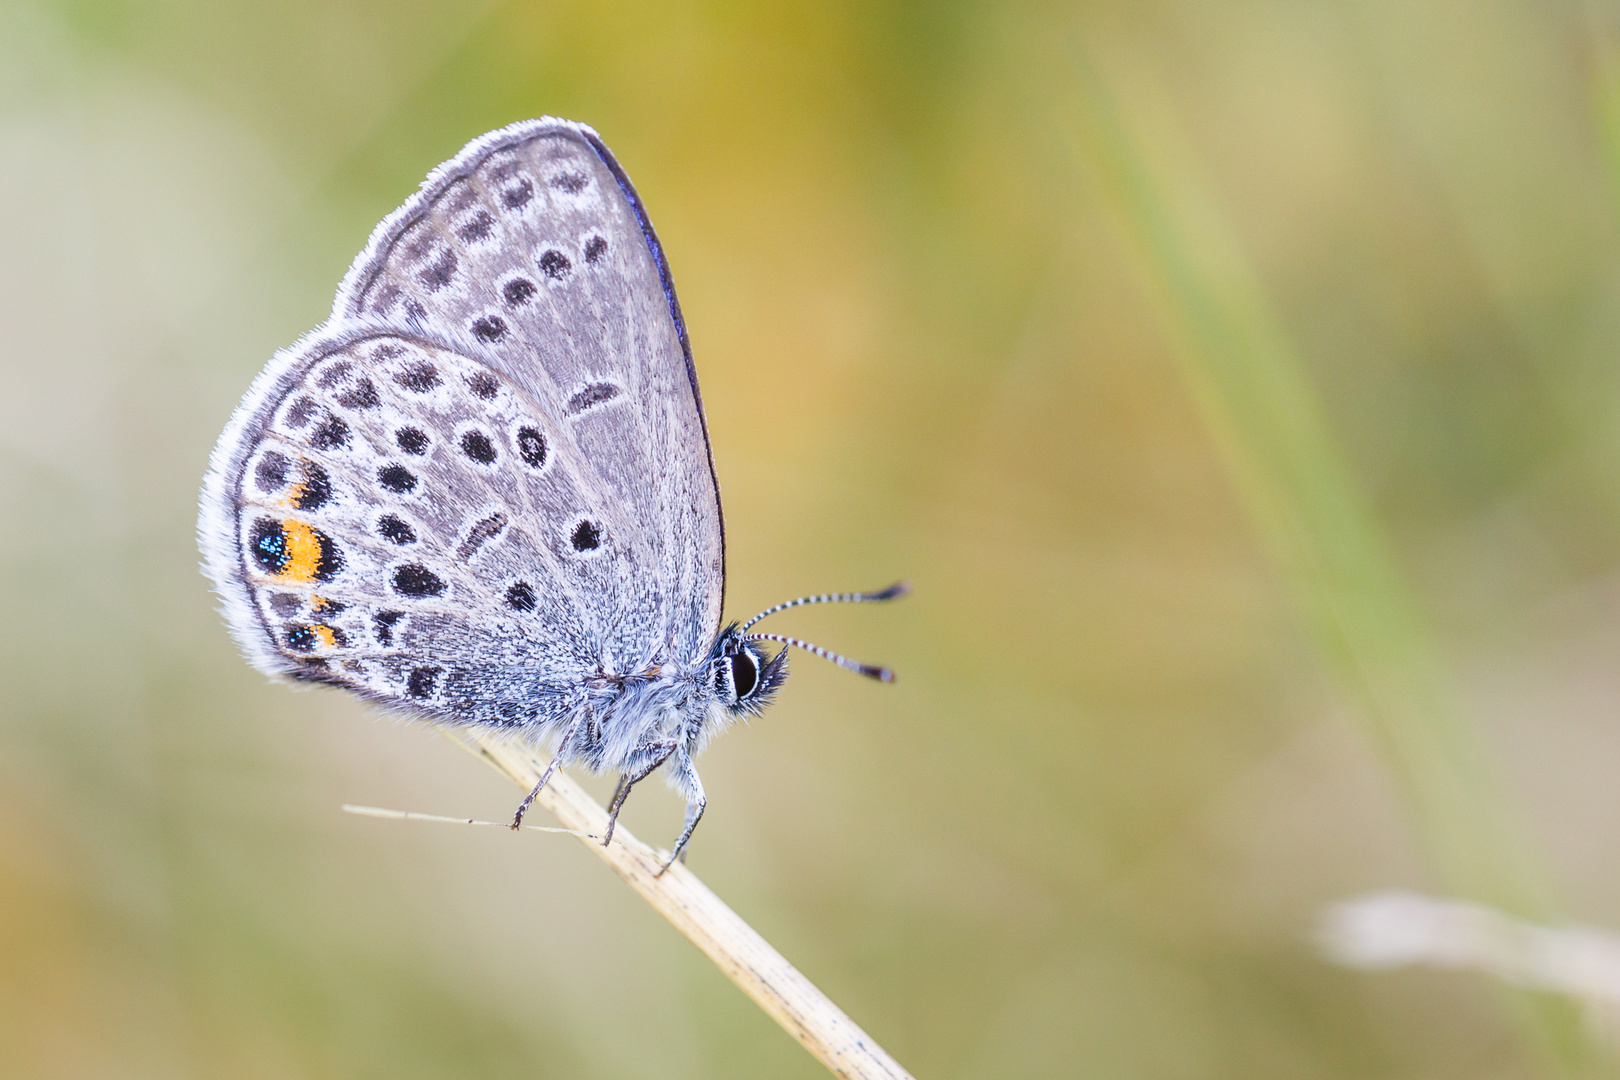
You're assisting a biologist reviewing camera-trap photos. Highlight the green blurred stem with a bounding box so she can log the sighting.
[1588,17,1620,229]
[1064,46,1595,1074]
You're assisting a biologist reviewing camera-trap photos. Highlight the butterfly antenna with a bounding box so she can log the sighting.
[746,633,896,683]
[740,581,910,634]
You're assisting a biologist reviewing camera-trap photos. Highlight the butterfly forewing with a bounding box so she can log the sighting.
[337,121,723,665]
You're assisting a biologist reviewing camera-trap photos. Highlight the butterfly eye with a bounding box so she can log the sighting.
[729,650,758,699]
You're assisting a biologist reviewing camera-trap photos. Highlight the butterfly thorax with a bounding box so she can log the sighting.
[558,626,786,779]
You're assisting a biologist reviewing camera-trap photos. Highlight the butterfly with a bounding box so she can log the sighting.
[198,118,904,870]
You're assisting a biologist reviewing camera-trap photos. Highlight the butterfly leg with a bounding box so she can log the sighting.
[510,713,586,829]
[657,752,706,876]
[603,739,678,847]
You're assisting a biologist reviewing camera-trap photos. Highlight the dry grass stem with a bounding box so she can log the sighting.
[443,727,914,1080]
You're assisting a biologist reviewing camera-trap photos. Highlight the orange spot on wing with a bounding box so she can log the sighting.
[278,519,324,583]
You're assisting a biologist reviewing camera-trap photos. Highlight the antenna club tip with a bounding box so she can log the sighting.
[871,581,911,601]
[862,665,897,683]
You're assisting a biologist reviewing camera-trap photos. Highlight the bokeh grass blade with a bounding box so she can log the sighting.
[1062,44,1596,1075]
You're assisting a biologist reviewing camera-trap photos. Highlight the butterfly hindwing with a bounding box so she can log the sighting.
[209,328,651,724]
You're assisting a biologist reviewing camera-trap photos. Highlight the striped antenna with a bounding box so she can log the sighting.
[740,581,910,634]
[746,632,895,683]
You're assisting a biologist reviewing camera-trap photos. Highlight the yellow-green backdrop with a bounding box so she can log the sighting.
[6,2,1620,1077]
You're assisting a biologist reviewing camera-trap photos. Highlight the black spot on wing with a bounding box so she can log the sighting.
[395,427,429,455]
[516,427,547,468]
[311,416,349,450]
[505,581,536,611]
[317,362,352,388]
[550,171,587,193]
[378,514,416,545]
[395,362,440,392]
[377,464,417,493]
[471,317,507,344]
[570,520,601,552]
[249,518,290,575]
[373,610,404,646]
[393,563,444,597]
[538,249,571,280]
[457,210,495,243]
[407,666,440,699]
[500,177,533,210]
[584,235,608,263]
[460,430,496,464]
[310,530,344,581]
[456,513,508,561]
[290,461,332,511]
[336,377,379,410]
[503,277,535,306]
[418,249,457,291]
[566,382,621,414]
[254,452,289,493]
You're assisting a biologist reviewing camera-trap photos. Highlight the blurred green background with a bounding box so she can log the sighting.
[7,0,1620,1077]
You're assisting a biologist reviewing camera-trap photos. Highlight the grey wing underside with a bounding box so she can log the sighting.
[198,120,725,731]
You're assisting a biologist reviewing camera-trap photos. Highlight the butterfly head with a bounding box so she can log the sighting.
[708,623,789,717]
[706,582,909,718]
